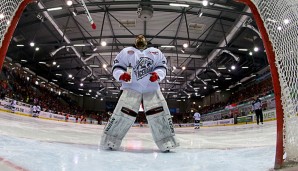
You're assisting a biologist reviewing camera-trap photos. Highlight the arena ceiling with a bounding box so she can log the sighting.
[6,0,268,100]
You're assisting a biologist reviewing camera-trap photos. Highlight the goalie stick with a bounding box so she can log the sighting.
[80,0,96,29]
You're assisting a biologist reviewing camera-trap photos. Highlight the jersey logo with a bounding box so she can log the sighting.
[134,57,154,80]
[127,50,135,55]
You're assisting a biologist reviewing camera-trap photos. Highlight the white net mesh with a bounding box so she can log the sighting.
[250,0,298,163]
[0,0,24,49]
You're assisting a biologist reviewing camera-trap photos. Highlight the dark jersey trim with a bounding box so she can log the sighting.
[112,65,127,73]
[154,66,167,70]
[154,66,167,75]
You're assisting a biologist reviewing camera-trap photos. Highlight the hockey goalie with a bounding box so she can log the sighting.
[100,34,179,152]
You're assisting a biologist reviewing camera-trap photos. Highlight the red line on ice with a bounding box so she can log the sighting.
[0,156,30,171]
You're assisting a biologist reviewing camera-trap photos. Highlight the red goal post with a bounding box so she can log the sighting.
[0,0,34,69]
[237,0,298,169]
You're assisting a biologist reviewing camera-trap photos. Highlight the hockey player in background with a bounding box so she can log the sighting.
[100,34,179,152]
[193,111,201,129]
[36,104,41,117]
[32,104,38,117]
[10,99,17,113]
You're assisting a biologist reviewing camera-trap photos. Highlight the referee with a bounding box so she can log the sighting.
[252,96,263,125]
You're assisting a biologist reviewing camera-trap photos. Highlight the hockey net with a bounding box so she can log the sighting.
[238,0,298,169]
[0,0,32,68]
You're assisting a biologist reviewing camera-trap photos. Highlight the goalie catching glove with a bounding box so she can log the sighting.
[149,72,159,82]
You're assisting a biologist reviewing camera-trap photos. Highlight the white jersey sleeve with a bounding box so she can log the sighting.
[153,50,167,81]
[112,49,128,81]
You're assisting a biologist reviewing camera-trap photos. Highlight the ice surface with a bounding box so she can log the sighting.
[0,112,277,171]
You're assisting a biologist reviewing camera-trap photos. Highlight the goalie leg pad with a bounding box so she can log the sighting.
[100,89,142,150]
[143,90,179,151]
[100,112,136,150]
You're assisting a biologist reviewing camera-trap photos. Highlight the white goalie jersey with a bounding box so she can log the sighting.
[112,47,167,93]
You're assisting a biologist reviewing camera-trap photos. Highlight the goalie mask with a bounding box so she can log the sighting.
[135,34,147,50]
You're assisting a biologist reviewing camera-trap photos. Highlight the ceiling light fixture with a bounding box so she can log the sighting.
[218,67,226,70]
[66,0,73,6]
[30,42,35,47]
[72,8,77,16]
[89,64,99,68]
[161,45,175,48]
[73,44,86,47]
[47,7,63,11]
[169,3,189,7]
[197,9,203,17]
[202,0,209,6]
[199,12,203,17]
[101,41,107,46]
